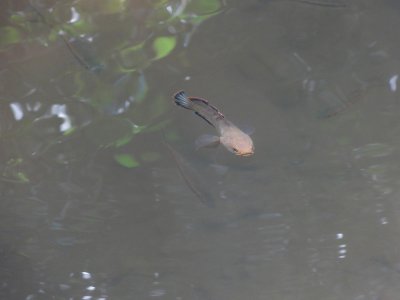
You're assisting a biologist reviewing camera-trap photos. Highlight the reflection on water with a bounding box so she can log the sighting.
[2,0,400,299]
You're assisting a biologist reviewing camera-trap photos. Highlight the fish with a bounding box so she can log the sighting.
[173,90,254,157]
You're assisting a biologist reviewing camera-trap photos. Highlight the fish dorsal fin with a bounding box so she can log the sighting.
[189,97,224,119]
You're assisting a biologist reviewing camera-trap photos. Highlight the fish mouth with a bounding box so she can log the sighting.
[239,151,254,157]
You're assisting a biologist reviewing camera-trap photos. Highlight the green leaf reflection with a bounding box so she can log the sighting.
[114,153,140,168]
[0,26,22,45]
[152,36,176,60]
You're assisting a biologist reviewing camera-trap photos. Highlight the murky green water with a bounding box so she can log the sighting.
[2,0,400,299]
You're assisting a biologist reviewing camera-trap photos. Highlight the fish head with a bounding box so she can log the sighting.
[220,131,254,157]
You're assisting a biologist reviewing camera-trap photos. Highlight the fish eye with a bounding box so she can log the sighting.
[232,148,239,153]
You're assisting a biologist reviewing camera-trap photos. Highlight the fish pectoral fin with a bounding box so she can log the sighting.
[239,124,255,135]
[195,134,220,150]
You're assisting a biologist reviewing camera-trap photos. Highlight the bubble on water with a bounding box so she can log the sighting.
[68,7,80,24]
[59,284,70,291]
[380,217,388,225]
[389,74,398,92]
[81,272,92,280]
[10,102,23,120]
[149,288,166,297]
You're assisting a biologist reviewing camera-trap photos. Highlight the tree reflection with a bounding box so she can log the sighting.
[0,0,223,182]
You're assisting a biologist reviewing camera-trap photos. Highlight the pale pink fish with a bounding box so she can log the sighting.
[173,91,254,157]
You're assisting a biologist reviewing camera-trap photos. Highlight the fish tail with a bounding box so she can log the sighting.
[173,90,193,110]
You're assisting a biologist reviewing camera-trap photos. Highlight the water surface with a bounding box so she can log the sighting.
[1,0,400,299]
